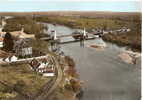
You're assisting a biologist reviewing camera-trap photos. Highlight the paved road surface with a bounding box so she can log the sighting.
[47,23,141,100]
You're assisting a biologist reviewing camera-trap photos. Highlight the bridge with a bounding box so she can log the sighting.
[40,31,100,44]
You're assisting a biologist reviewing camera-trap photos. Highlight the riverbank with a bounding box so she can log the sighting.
[35,16,126,30]
[37,22,141,100]
[35,13,141,52]
[47,56,82,100]
[2,14,141,51]
[102,32,141,52]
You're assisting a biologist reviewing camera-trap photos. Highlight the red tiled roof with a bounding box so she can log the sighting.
[30,59,40,68]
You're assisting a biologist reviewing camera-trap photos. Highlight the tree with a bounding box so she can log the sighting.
[3,32,14,52]
[65,56,75,68]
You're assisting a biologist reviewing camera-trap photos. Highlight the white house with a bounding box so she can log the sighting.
[14,39,32,57]
[4,55,18,62]
[5,57,10,62]
[10,56,18,62]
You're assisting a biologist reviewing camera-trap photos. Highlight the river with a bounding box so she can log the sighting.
[45,23,141,100]
[1,16,140,100]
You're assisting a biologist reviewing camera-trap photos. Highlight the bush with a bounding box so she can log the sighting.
[3,32,14,52]
[64,56,75,68]
[13,80,26,92]
[0,84,13,93]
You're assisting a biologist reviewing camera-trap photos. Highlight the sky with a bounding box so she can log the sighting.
[0,0,141,12]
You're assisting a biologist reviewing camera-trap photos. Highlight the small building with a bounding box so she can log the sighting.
[10,56,18,62]
[0,27,35,39]
[14,39,32,57]
[43,72,55,77]
[30,58,55,77]
[4,55,18,62]
[30,59,40,71]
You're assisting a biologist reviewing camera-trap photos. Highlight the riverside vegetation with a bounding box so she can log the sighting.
[35,12,141,51]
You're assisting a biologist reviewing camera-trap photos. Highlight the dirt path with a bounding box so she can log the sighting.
[34,56,63,100]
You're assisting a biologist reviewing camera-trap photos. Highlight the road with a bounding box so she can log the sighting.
[46,23,141,100]
[35,56,63,100]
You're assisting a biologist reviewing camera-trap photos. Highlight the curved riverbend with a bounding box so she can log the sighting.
[46,23,141,100]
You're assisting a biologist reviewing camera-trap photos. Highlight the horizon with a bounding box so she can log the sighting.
[0,11,140,13]
[0,1,140,12]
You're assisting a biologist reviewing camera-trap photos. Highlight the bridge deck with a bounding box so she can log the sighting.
[40,33,96,42]
[59,36,96,44]
[40,33,82,41]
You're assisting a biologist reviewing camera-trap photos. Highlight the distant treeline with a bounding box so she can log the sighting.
[0,11,141,51]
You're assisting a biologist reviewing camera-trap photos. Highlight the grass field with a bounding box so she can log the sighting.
[0,39,51,100]
[0,64,50,99]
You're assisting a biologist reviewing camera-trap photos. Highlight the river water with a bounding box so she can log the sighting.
[45,23,141,100]
[0,16,140,100]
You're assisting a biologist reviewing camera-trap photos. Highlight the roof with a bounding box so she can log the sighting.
[0,32,6,35]
[10,31,35,39]
[0,31,35,39]
[30,59,40,69]
[10,31,21,37]
[0,50,10,58]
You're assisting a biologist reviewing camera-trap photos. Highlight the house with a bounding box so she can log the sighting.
[30,59,40,71]
[43,72,55,77]
[3,55,18,62]
[10,31,35,39]
[10,56,18,62]
[14,39,32,57]
[30,58,55,77]
[0,28,35,39]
